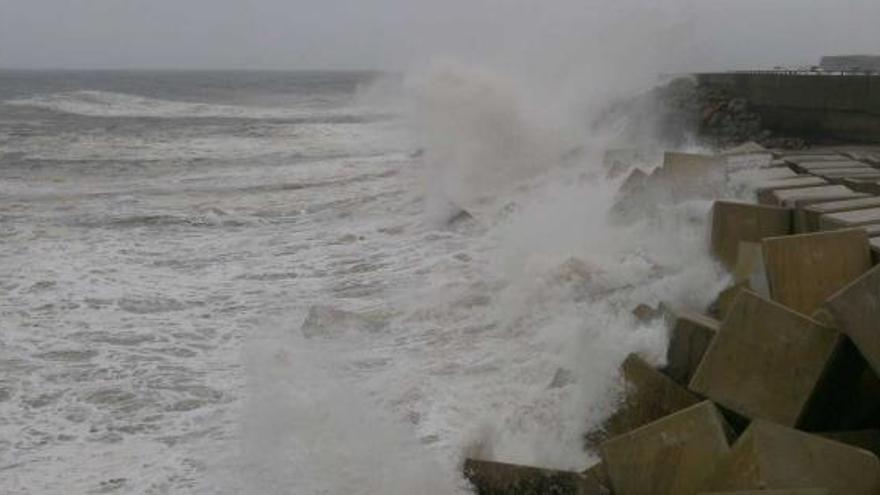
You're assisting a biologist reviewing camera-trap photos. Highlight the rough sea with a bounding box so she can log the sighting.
[0,69,742,494]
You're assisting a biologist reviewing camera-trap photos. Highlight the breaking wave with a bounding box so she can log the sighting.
[5,90,391,122]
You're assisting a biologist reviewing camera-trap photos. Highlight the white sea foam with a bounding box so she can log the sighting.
[5,90,387,121]
[2,62,759,494]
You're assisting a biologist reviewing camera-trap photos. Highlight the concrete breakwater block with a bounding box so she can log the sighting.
[769,186,867,231]
[770,185,862,207]
[813,169,880,179]
[586,353,700,446]
[463,459,603,495]
[796,160,872,171]
[710,201,792,271]
[802,196,880,232]
[783,154,845,164]
[820,206,880,231]
[704,420,880,495]
[824,265,880,376]
[662,304,720,386]
[654,152,724,198]
[872,237,880,262]
[762,229,872,315]
[690,290,841,427]
[601,401,731,495]
[756,177,828,205]
[820,430,880,458]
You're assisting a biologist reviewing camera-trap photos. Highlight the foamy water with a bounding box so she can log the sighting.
[0,69,762,494]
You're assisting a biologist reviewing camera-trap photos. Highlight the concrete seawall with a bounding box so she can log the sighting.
[696,73,880,143]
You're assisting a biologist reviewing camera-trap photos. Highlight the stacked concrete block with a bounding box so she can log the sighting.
[769,185,864,207]
[601,401,731,495]
[802,196,880,232]
[463,459,603,495]
[704,420,880,495]
[812,169,880,179]
[710,201,792,271]
[662,305,720,386]
[761,229,872,315]
[755,177,828,204]
[823,265,880,376]
[820,430,880,458]
[796,160,872,172]
[820,207,880,232]
[586,353,700,446]
[769,186,868,231]
[690,290,842,428]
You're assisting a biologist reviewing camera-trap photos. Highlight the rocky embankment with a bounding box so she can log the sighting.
[464,143,880,494]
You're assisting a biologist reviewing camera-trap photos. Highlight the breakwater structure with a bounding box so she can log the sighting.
[462,142,880,494]
[695,70,880,144]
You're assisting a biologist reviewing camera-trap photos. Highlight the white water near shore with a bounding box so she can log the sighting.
[0,67,770,493]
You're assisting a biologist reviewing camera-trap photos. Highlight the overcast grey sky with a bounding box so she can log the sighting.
[1,0,879,71]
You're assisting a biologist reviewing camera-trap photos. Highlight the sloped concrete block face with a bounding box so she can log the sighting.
[689,291,840,427]
[756,177,827,205]
[711,201,792,271]
[662,305,720,386]
[762,229,872,315]
[820,430,880,458]
[771,185,862,207]
[463,459,598,495]
[797,160,871,171]
[803,196,880,232]
[586,354,700,446]
[655,152,724,200]
[705,420,880,495]
[820,207,880,231]
[601,401,731,495]
[824,265,880,376]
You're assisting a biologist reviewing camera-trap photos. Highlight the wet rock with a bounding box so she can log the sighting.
[705,420,880,495]
[710,201,792,271]
[463,458,600,495]
[548,368,575,389]
[447,208,475,226]
[661,304,720,386]
[613,152,724,223]
[632,303,662,323]
[823,264,880,376]
[300,305,387,338]
[762,228,872,314]
[585,353,700,447]
[600,401,732,495]
[690,290,843,428]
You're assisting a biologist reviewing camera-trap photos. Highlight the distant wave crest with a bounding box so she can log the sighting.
[6,90,390,122]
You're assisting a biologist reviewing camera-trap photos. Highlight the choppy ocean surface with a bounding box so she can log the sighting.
[0,69,741,494]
